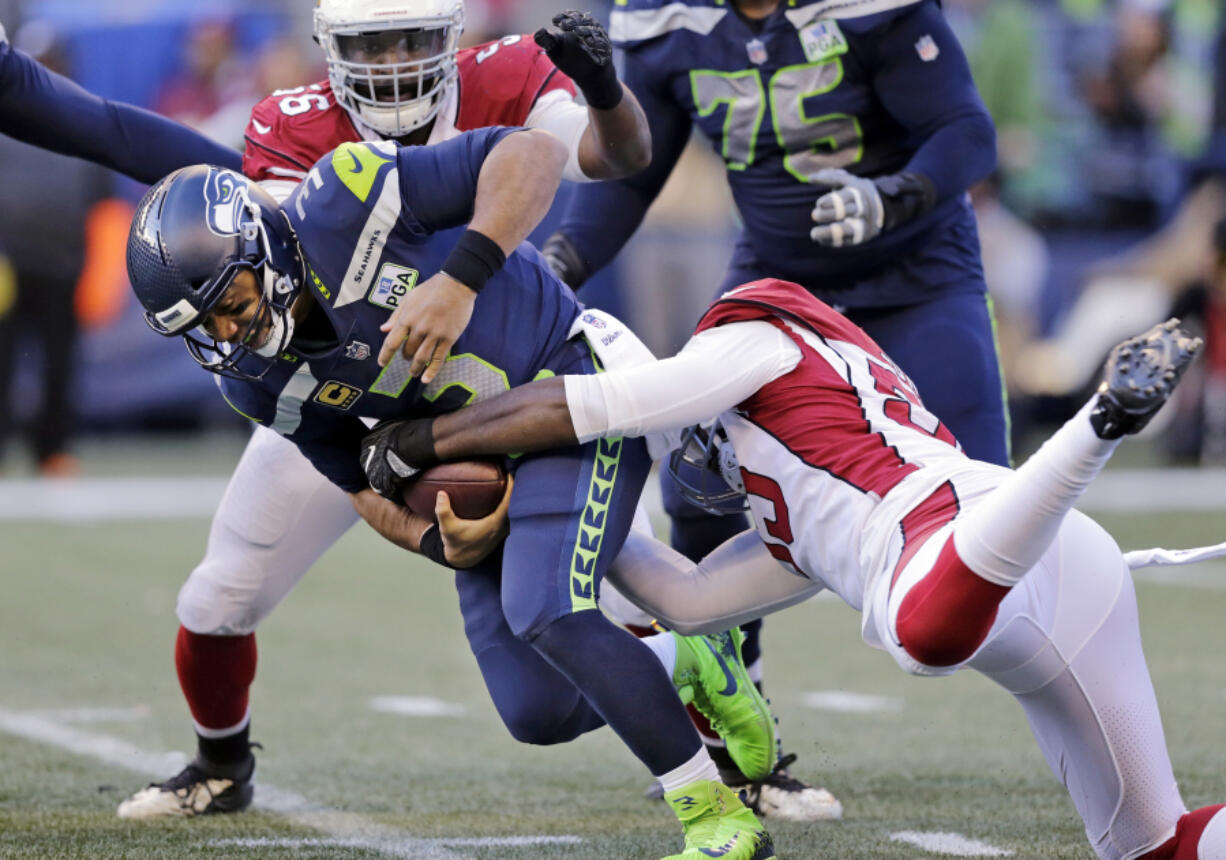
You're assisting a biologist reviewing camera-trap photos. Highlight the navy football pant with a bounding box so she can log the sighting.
[456,338,703,775]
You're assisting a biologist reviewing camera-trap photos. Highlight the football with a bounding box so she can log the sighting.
[402,459,508,522]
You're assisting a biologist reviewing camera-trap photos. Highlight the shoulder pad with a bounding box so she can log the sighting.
[782,0,924,31]
[243,80,356,182]
[609,0,728,48]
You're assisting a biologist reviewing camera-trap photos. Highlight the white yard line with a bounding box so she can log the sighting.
[0,705,582,859]
[890,830,1013,856]
[367,695,467,718]
[801,690,904,713]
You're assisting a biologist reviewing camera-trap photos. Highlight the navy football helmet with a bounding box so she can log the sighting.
[666,421,749,516]
[126,164,306,380]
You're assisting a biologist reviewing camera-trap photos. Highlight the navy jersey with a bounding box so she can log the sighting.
[0,33,240,183]
[220,129,583,492]
[565,0,995,305]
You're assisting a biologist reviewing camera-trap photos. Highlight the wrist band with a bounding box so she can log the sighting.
[441,229,506,293]
[419,525,449,567]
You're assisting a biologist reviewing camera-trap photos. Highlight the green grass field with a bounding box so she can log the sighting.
[1,440,1225,859]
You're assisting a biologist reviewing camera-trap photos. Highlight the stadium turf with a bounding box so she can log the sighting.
[1,481,1223,858]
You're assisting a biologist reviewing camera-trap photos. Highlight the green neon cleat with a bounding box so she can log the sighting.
[661,779,776,860]
[672,629,776,781]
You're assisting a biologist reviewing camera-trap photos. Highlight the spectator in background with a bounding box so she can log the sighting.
[0,21,112,476]
[1077,0,1182,228]
[1163,212,1226,462]
[153,18,257,150]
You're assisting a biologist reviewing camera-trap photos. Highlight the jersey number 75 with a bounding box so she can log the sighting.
[690,60,862,182]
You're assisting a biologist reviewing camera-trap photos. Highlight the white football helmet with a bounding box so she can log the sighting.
[314,0,464,137]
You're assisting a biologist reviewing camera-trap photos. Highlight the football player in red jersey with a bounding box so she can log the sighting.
[117,0,662,820]
[363,286,1226,860]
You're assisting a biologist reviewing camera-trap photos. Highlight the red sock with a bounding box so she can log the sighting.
[1138,805,1226,859]
[175,626,257,731]
[895,535,1011,667]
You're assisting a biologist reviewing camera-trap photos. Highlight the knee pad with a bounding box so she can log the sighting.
[176,550,270,636]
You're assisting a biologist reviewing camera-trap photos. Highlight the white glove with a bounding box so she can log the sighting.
[809,168,885,248]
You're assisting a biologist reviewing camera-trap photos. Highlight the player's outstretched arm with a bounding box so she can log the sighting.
[363,320,799,481]
[534,10,651,179]
[377,128,568,380]
[0,34,241,182]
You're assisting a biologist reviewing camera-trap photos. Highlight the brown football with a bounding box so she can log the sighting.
[402,459,508,522]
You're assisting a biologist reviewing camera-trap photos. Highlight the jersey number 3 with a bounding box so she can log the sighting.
[690,60,862,182]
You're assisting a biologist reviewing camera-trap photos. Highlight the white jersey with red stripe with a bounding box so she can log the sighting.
[242,34,575,184]
[694,280,1008,628]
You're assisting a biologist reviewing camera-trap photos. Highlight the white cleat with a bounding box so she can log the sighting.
[117,755,254,820]
[730,753,844,823]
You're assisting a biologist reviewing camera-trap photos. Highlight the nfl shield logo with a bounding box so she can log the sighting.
[345,340,371,361]
[915,34,939,62]
[746,38,768,65]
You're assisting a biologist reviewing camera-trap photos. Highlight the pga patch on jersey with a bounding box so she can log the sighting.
[367,262,420,310]
[799,20,847,64]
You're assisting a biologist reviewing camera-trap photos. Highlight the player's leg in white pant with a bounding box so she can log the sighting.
[968,514,1187,860]
[118,427,360,820]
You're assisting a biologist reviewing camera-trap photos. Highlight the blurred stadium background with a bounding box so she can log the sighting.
[2,0,1226,858]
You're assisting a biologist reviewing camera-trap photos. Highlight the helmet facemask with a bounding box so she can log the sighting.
[174,193,301,382]
[318,9,463,137]
[666,421,749,516]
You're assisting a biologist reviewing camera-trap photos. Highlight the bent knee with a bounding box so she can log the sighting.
[176,561,268,636]
[896,609,995,669]
[497,704,585,746]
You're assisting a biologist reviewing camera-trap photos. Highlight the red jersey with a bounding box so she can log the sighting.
[242,35,575,182]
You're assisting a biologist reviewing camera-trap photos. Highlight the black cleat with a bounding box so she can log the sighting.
[726,753,843,822]
[1090,318,1202,440]
[117,750,256,819]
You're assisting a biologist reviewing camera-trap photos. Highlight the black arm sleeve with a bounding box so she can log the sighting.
[0,40,242,183]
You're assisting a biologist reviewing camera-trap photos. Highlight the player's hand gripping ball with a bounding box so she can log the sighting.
[402,460,509,523]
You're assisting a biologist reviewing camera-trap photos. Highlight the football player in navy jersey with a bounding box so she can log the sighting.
[123,128,779,860]
[539,0,1003,813]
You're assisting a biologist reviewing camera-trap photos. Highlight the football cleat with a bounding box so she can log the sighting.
[662,780,776,860]
[1090,318,1202,440]
[117,752,255,820]
[728,753,844,822]
[672,630,776,781]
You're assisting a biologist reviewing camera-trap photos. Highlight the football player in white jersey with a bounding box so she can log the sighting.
[363,277,1226,860]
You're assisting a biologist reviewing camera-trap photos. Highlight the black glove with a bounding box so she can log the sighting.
[534,11,623,110]
[541,230,591,289]
[361,418,439,500]
[809,169,936,248]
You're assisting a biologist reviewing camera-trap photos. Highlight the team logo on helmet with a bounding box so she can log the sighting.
[203,170,248,238]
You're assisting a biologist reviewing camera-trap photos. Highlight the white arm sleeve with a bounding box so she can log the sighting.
[604,530,824,635]
[565,320,801,442]
[524,89,591,183]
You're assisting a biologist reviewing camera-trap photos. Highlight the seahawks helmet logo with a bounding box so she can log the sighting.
[203,170,248,237]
